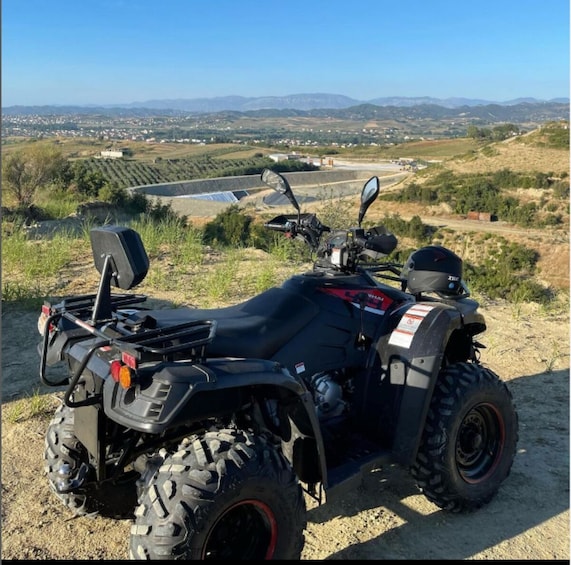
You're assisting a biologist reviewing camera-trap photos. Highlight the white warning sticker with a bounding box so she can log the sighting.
[388,305,435,349]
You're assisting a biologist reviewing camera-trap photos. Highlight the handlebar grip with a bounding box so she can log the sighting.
[364,234,398,254]
[264,222,291,232]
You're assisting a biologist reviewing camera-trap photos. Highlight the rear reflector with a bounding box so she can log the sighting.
[122,351,138,369]
[110,359,134,389]
[118,366,133,389]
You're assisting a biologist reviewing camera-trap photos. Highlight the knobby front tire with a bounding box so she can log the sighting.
[411,362,519,512]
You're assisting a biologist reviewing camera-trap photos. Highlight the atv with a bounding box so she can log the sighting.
[38,168,518,559]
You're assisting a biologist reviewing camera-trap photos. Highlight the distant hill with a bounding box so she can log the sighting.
[2,93,569,115]
[2,99,569,125]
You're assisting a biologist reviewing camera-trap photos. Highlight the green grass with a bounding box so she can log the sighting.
[198,249,242,306]
[1,134,567,309]
[34,189,82,219]
[248,261,279,294]
[3,210,567,309]
[2,225,89,303]
[4,390,59,423]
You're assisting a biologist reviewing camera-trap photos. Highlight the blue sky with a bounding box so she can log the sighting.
[2,0,569,106]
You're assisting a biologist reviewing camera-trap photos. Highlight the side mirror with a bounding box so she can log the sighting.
[358,176,380,226]
[261,168,300,213]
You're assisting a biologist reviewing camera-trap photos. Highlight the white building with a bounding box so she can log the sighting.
[100,149,125,159]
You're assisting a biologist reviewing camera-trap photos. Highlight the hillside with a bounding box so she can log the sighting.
[343,128,570,293]
[400,128,569,292]
[445,131,570,175]
[2,124,569,297]
[225,128,570,292]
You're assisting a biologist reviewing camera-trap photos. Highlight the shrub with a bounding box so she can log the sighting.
[203,205,253,247]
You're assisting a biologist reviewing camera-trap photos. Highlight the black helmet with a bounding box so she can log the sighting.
[401,245,464,297]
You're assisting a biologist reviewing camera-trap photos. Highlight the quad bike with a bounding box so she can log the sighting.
[38,169,518,560]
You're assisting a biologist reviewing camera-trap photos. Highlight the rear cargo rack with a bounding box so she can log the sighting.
[110,318,217,356]
[40,292,216,399]
[40,292,147,385]
[56,292,148,318]
[42,310,217,408]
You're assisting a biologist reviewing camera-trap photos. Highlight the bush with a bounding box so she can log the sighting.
[99,183,128,206]
[552,181,570,199]
[248,221,279,252]
[462,239,550,304]
[508,279,553,305]
[377,213,435,245]
[203,205,253,247]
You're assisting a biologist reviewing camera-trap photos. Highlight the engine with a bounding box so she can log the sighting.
[310,371,352,420]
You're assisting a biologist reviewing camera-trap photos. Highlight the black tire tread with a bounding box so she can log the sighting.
[411,362,518,512]
[44,403,137,518]
[130,427,306,560]
[44,403,93,516]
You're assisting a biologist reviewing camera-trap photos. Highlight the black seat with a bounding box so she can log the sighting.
[132,287,318,359]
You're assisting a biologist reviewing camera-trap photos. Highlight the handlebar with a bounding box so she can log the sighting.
[264,213,400,273]
[264,213,330,250]
[264,215,294,232]
[261,168,400,274]
[346,227,398,255]
[363,233,398,255]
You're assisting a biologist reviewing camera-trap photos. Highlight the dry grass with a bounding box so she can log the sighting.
[445,135,570,175]
[1,138,272,163]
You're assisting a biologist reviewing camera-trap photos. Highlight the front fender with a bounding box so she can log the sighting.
[379,301,465,465]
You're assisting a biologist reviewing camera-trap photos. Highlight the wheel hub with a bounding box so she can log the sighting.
[456,403,504,483]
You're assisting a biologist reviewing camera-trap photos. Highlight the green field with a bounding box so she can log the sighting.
[1,136,482,194]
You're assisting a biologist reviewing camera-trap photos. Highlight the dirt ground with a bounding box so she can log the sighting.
[1,295,569,560]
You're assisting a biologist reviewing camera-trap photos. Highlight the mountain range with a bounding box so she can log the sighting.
[3,93,569,114]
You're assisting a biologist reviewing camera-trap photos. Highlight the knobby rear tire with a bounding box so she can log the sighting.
[129,427,306,560]
[44,403,137,518]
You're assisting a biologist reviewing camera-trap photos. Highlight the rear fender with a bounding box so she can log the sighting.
[102,357,316,432]
[40,317,91,366]
[102,356,327,485]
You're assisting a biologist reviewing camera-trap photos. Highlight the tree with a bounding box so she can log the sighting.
[2,144,67,207]
[71,161,106,197]
[466,125,493,140]
[492,123,519,140]
[466,125,480,139]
